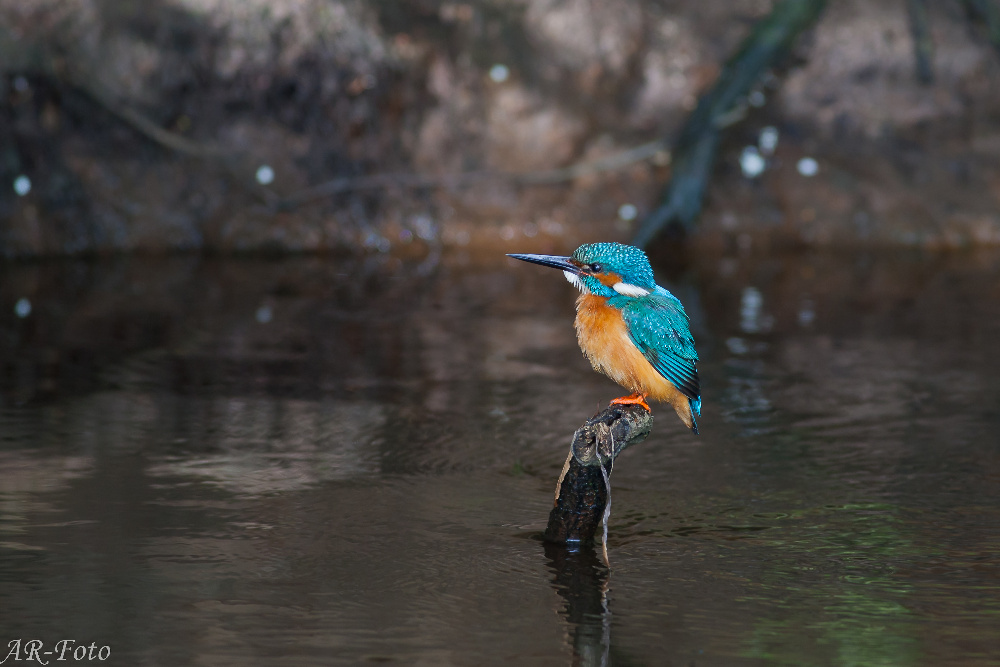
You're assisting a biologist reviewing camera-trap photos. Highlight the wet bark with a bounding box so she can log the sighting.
[544,403,652,545]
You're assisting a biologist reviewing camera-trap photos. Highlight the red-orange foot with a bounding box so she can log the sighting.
[610,393,651,412]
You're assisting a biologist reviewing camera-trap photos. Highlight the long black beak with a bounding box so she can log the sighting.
[506,253,583,275]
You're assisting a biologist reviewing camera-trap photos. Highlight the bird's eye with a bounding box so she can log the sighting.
[589,263,603,273]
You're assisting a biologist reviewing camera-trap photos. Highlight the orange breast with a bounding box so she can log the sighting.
[574,294,691,418]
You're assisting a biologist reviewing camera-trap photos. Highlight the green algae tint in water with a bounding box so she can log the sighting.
[1,251,1000,665]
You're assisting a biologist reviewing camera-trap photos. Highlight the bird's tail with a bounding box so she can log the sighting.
[689,396,702,435]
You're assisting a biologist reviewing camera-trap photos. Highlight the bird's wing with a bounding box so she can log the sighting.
[618,292,700,401]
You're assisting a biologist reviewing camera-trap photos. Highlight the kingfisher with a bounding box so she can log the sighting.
[508,242,701,434]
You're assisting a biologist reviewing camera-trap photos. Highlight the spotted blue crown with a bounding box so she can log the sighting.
[571,242,655,296]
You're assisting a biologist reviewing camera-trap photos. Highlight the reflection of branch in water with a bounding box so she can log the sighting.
[544,542,612,667]
[632,0,827,247]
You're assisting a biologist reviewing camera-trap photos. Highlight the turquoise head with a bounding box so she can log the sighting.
[507,242,656,299]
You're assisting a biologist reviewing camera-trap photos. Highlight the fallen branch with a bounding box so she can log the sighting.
[632,0,827,247]
[79,81,229,159]
[962,0,1000,56]
[271,138,669,210]
[16,46,233,160]
[544,403,652,546]
[25,57,668,212]
[907,0,934,84]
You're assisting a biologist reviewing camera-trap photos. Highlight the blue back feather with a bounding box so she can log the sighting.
[612,292,700,406]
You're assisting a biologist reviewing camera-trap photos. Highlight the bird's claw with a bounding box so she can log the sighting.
[610,393,651,412]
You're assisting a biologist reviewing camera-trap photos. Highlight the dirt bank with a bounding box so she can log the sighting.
[2,0,1000,257]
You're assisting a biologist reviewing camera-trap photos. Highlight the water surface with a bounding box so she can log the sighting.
[2,249,999,665]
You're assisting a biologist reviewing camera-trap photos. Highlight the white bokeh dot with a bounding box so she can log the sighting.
[797,157,819,177]
[15,298,31,318]
[489,64,510,83]
[739,146,766,179]
[758,126,779,155]
[13,175,31,196]
[255,165,275,185]
[617,203,638,221]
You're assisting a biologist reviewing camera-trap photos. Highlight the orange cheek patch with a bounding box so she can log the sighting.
[594,272,623,288]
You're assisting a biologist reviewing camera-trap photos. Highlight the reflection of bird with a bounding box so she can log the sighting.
[508,242,701,433]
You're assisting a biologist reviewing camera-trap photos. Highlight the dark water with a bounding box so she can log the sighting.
[2,249,999,665]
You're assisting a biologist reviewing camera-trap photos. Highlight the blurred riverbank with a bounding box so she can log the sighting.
[3,0,1000,257]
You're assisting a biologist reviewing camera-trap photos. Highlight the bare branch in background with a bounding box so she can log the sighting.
[631,0,828,248]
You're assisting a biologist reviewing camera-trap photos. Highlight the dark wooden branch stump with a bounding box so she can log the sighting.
[544,403,653,545]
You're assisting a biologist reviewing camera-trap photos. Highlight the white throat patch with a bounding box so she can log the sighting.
[612,282,650,297]
[563,271,589,293]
